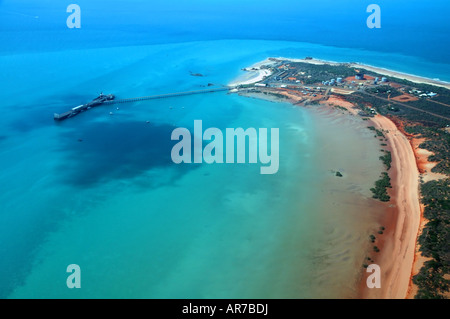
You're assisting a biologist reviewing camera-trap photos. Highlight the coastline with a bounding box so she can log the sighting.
[302,98,421,299]
[312,95,423,298]
[363,115,421,299]
[303,98,422,299]
[308,99,422,299]
[230,58,426,298]
[238,91,390,298]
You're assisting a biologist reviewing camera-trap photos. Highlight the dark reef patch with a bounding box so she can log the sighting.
[56,119,192,188]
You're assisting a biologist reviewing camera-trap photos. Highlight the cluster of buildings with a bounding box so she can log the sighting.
[251,61,433,103]
[322,77,343,86]
[321,73,389,87]
[409,89,438,98]
[373,77,389,85]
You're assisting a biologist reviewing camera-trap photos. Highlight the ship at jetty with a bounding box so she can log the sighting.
[54,93,115,121]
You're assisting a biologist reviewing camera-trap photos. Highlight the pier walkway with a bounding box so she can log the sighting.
[104,87,230,105]
[54,87,231,121]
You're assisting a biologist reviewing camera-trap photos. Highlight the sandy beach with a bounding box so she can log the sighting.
[228,59,275,86]
[317,98,423,298]
[362,115,421,299]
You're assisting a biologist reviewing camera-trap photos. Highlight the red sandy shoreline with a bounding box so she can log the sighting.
[386,118,447,299]
[313,97,422,298]
[237,84,424,299]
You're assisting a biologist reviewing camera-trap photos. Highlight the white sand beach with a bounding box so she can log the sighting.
[228,59,275,86]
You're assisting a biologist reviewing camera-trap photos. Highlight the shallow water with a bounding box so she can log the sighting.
[0,38,443,298]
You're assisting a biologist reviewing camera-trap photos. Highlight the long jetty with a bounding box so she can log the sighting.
[104,87,230,105]
[54,87,231,121]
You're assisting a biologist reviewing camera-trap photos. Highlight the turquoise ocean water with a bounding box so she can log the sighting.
[0,1,449,298]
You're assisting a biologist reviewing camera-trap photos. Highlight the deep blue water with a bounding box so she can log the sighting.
[1,0,449,65]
